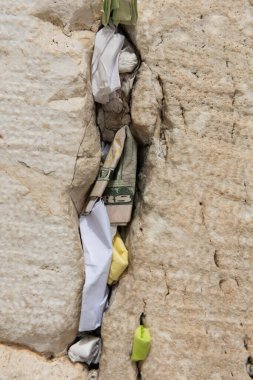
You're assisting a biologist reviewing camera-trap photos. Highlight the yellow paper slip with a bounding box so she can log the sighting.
[108,232,128,285]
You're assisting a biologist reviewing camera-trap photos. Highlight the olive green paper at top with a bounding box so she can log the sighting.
[103,125,137,225]
[102,0,138,26]
[101,0,117,28]
[101,0,109,26]
[112,0,138,25]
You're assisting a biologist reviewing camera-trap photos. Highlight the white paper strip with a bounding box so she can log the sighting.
[92,24,125,104]
[79,200,113,332]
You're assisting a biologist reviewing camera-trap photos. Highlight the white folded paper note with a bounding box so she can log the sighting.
[92,24,124,104]
[79,200,113,332]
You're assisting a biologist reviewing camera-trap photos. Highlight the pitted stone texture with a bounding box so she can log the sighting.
[1,0,101,32]
[0,4,100,354]
[0,344,86,380]
[131,63,163,145]
[101,0,253,379]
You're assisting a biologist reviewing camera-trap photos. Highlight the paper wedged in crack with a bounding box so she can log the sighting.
[1,0,253,379]
[97,39,139,142]
[92,25,125,104]
[79,200,112,332]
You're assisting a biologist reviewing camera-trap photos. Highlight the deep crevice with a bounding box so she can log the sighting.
[244,336,250,351]
[214,250,220,268]
[93,24,148,225]
[86,24,149,375]
[68,20,152,377]
[246,356,253,378]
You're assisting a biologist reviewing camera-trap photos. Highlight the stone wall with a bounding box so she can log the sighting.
[1,0,253,379]
[101,1,253,379]
[0,343,85,380]
[0,0,101,356]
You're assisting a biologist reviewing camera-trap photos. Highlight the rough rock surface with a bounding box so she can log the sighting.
[0,343,86,380]
[101,0,253,379]
[0,0,101,356]
[131,62,163,144]
[1,0,253,379]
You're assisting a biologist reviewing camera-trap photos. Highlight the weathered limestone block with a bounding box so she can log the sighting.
[131,63,163,145]
[0,343,86,380]
[0,2,100,355]
[101,0,253,379]
[1,0,101,32]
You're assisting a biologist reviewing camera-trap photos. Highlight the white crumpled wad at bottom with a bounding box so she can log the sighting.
[68,335,102,365]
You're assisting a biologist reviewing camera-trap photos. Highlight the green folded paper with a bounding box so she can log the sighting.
[131,325,152,362]
[102,0,138,26]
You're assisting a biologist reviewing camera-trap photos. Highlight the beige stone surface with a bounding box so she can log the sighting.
[1,0,101,32]
[131,62,163,145]
[1,0,253,378]
[0,343,86,380]
[0,1,101,354]
[101,0,253,379]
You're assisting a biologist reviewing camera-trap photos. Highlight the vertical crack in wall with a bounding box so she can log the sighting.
[89,25,146,378]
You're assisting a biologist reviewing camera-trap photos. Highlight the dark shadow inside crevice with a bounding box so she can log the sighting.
[246,356,253,378]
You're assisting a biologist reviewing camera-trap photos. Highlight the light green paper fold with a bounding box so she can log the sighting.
[131,325,152,362]
[102,0,138,26]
